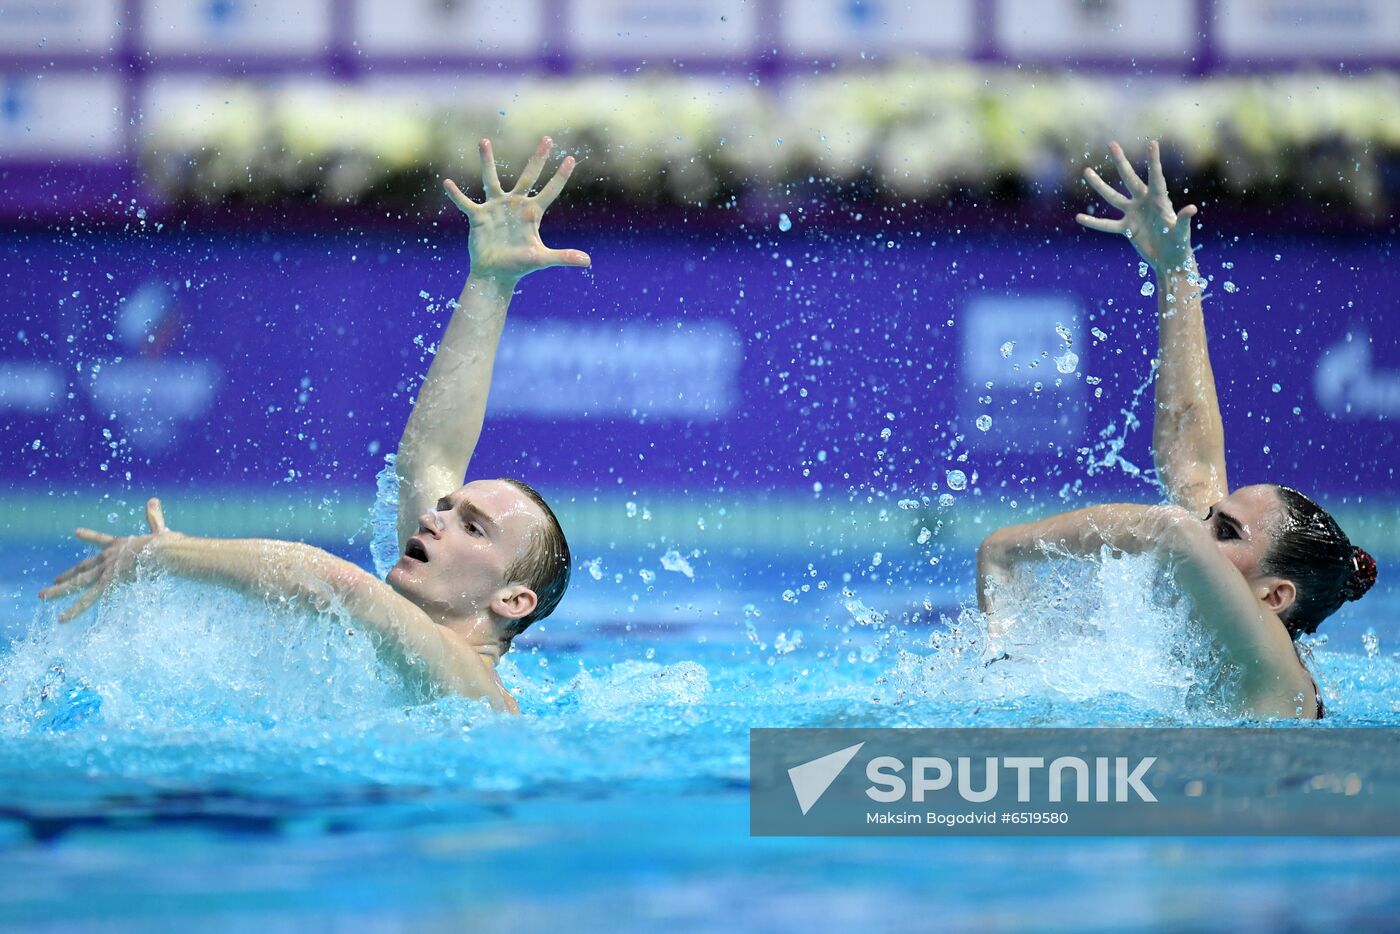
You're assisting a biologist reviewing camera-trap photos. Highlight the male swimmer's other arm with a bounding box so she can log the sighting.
[978,504,1318,718]
[1077,140,1227,514]
[395,137,589,552]
[40,499,518,713]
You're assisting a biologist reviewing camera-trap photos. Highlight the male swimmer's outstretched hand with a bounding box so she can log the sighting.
[395,137,589,554]
[442,137,590,282]
[1076,139,1198,273]
[41,498,180,623]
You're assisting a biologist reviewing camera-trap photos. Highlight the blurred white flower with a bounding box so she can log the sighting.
[138,66,1400,217]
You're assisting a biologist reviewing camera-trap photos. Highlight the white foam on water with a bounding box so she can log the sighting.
[0,564,450,743]
[874,551,1230,722]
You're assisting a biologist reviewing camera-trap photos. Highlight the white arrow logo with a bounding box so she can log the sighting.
[788,742,865,815]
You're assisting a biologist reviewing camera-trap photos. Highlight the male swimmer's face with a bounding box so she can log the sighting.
[1203,484,1284,583]
[387,479,545,618]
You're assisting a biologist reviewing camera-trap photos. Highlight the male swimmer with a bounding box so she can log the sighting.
[41,138,590,714]
[976,140,1378,720]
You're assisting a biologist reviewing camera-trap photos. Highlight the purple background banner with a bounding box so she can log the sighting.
[2,225,1395,501]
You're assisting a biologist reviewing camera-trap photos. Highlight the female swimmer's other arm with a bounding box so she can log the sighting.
[977,504,1318,718]
[395,136,589,555]
[977,504,1169,644]
[39,499,518,713]
[978,503,1174,616]
[1077,140,1227,514]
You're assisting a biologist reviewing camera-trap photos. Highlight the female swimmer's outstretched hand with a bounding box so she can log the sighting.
[442,137,591,283]
[1076,139,1197,273]
[40,497,182,622]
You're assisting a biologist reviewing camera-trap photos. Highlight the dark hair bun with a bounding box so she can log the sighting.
[1342,546,1378,602]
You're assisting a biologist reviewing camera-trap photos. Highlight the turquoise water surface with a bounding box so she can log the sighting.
[1,490,1398,931]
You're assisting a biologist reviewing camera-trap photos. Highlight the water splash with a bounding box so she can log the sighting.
[1082,363,1158,488]
[370,453,402,577]
[0,569,423,744]
[875,552,1230,722]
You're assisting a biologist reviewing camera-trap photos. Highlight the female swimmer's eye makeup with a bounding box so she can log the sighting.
[1214,516,1238,541]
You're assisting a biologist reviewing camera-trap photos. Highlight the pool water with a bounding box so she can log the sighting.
[2,497,1399,931]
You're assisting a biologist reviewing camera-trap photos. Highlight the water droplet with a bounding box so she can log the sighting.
[1223,281,1237,293]
[773,630,802,654]
[1140,281,1156,297]
[976,414,992,432]
[777,213,792,232]
[946,469,968,491]
[999,341,1015,358]
[660,548,695,579]
[1055,350,1079,374]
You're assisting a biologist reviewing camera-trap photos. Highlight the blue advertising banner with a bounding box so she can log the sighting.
[1,228,1395,502]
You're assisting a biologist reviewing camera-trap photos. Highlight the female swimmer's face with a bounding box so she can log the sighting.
[1203,484,1285,582]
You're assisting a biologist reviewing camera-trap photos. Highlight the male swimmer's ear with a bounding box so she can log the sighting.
[492,585,538,621]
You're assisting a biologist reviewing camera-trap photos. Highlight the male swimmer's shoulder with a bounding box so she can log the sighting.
[436,627,520,713]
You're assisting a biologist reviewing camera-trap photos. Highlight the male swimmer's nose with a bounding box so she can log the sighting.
[418,512,443,536]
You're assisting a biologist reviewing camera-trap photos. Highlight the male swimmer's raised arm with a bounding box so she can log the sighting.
[1077,140,1227,515]
[40,499,517,712]
[395,137,590,554]
[977,504,1318,718]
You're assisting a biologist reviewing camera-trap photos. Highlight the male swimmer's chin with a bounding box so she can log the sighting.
[385,563,419,594]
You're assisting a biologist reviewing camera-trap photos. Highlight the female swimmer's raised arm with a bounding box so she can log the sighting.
[1077,140,1227,515]
[978,505,1318,718]
[395,137,590,554]
[39,499,517,712]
